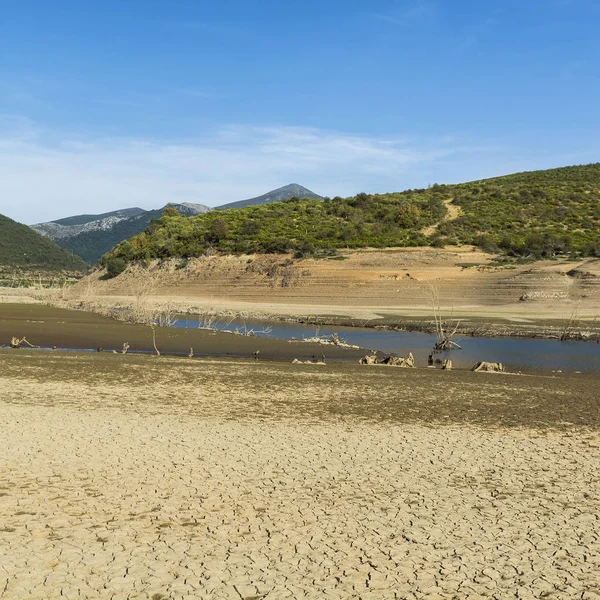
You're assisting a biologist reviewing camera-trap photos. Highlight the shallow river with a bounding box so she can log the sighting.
[174,317,600,373]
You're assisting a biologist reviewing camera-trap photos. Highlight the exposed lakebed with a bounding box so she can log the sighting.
[1,303,600,373]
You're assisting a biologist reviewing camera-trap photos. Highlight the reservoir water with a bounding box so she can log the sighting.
[174,316,600,373]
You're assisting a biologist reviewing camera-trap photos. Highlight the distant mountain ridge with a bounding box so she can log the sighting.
[53,207,146,228]
[216,184,323,210]
[31,202,211,264]
[34,209,148,241]
[31,185,322,264]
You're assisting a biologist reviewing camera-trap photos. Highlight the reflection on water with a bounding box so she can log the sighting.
[174,317,600,373]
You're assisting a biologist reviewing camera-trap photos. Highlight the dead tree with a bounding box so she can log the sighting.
[427,284,462,352]
[150,325,160,356]
[560,301,582,341]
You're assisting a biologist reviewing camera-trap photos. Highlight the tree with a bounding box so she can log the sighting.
[162,206,181,217]
[207,218,228,243]
[396,203,421,228]
[106,257,127,278]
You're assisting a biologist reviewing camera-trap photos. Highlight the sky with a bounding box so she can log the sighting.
[1,0,599,224]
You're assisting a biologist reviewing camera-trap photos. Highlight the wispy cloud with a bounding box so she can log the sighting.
[371,13,406,25]
[0,117,491,224]
[371,1,437,27]
[166,21,247,34]
[176,88,221,99]
[455,17,500,53]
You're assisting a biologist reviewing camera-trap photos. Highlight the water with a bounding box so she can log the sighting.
[173,316,600,373]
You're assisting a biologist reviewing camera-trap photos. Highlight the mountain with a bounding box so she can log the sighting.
[104,164,600,263]
[31,202,210,265]
[215,184,323,210]
[33,208,147,241]
[0,213,88,272]
[31,185,321,264]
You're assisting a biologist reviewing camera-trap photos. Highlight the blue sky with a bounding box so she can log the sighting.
[1,0,599,223]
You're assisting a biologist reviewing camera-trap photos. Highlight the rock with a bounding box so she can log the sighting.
[472,361,504,372]
[566,268,597,279]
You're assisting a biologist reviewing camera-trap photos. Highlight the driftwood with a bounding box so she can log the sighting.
[472,361,504,373]
[360,354,378,365]
[10,337,38,349]
[360,352,415,368]
[292,359,326,365]
[441,359,453,370]
[113,342,130,355]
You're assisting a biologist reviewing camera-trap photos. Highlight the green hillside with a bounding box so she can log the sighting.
[439,163,600,258]
[0,214,88,271]
[103,164,600,264]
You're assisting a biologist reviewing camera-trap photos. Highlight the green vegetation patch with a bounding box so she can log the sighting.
[439,163,600,258]
[103,163,600,264]
[104,191,446,262]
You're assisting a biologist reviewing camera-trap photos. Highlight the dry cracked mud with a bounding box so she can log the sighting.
[1,351,600,599]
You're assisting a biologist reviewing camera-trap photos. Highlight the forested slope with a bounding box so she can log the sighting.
[0,214,88,271]
[103,164,600,264]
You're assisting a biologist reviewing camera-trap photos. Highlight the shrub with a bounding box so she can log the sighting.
[105,257,127,278]
[101,164,600,262]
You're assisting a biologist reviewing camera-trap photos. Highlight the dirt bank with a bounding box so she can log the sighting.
[78,248,600,334]
[4,247,600,340]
